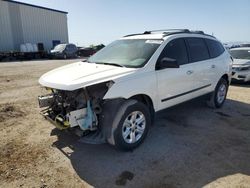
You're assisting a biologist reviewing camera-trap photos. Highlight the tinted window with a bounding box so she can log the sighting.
[186,38,210,62]
[65,45,70,50]
[159,38,188,65]
[67,44,77,52]
[71,44,77,50]
[205,39,225,58]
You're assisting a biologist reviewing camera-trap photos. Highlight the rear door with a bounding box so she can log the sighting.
[185,37,214,95]
[204,38,226,85]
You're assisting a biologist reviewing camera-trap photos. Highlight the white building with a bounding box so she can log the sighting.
[0,0,69,52]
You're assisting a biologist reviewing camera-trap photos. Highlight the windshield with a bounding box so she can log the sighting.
[53,44,66,51]
[88,39,162,68]
[230,49,250,60]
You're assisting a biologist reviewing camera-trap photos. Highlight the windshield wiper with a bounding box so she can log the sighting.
[94,62,125,67]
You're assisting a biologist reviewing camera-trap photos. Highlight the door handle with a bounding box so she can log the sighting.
[211,65,216,68]
[186,70,194,75]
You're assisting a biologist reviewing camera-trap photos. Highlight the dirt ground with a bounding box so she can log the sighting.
[0,59,250,188]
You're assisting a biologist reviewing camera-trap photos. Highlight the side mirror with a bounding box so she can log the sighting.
[156,57,179,70]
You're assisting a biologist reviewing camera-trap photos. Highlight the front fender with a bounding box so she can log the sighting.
[103,71,158,110]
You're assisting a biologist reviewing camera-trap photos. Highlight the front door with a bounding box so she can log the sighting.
[156,38,197,110]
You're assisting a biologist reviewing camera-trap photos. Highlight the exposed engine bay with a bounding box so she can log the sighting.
[38,81,112,132]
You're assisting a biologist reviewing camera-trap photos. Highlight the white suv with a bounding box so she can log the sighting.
[38,29,232,150]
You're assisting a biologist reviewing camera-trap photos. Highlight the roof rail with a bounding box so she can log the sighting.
[190,30,205,34]
[144,29,190,34]
[124,29,190,37]
[123,33,146,37]
[123,29,215,38]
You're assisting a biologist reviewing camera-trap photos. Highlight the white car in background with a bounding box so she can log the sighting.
[38,29,232,150]
[230,47,250,82]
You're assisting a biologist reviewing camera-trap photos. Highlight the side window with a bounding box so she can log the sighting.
[73,45,77,51]
[186,38,210,62]
[205,39,225,58]
[68,45,75,52]
[159,38,188,65]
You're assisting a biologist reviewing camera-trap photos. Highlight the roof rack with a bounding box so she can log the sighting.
[143,29,190,34]
[190,30,205,34]
[124,29,190,37]
[124,29,215,38]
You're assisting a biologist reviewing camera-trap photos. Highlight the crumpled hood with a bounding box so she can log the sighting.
[39,62,136,90]
[233,59,250,66]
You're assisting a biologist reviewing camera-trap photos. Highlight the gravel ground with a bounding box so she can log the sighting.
[0,59,250,188]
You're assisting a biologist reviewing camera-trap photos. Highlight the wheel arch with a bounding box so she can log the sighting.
[221,74,230,85]
[129,94,155,123]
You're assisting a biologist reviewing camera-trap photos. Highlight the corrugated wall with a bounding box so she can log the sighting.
[8,2,24,50]
[19,5,69,50]
[0,0,68,52]
[0,1,14,52]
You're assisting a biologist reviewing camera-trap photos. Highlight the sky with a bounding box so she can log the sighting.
[15,0,250,46]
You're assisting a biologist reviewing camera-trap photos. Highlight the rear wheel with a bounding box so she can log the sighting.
[207,78,228,108]
[113,100,151,151]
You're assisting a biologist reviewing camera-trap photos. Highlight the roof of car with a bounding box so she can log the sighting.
[230,47,250,51]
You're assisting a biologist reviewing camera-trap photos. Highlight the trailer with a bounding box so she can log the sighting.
[0,51,48,62]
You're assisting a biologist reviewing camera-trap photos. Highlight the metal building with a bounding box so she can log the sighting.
[0,0,68,52]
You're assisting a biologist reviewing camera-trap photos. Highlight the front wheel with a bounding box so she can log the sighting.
[113,100,151,151]
[207,78,228,108]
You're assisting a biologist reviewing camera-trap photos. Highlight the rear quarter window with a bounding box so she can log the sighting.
[205,39,225,58]
[186,38,210,63]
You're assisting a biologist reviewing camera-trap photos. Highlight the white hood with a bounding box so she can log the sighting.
[50,49,61,53]
[233,59,250,66]
[39,62,136,90]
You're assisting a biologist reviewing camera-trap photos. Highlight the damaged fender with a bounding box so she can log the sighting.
[99,98,136,145]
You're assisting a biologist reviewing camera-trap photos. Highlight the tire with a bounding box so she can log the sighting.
[63,54,67,59]
[113,100,151,151]
[207,78,228,108]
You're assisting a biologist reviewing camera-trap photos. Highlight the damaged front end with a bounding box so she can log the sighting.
[38,81,113,133]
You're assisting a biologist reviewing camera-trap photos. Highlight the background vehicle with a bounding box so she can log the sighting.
[77,47,96,57]
[77,44,105,57]
[240,43,250,47]
[50,43,78,59]
[230,47,250,82]
[38,29,232,150]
